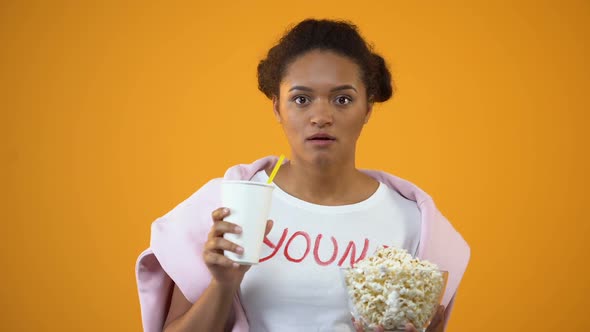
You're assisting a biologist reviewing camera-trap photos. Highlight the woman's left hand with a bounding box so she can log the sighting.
[405,305,446,332]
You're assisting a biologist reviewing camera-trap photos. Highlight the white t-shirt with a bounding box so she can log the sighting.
[240,170,421,332]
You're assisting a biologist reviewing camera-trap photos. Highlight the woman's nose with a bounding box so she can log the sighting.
[310,102,333,127]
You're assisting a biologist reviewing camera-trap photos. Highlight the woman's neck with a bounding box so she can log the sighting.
[269,155,377,206]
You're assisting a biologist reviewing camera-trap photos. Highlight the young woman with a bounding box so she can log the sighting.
[136,19,470,332]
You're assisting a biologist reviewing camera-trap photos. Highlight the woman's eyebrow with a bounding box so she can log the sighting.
[288,85,358,92]
[330,85,357,93]
[288,86,313,92]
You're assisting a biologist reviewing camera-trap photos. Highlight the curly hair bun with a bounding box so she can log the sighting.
[257,19,394,103]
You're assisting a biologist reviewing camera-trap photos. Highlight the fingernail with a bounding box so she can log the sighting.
[232,262,239,268]
[223,208,229,213]
[234,226,242,233]
[236,246,244,254]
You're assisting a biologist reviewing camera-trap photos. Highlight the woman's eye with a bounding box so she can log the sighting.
[335,96,352,105]
[293,96,309,105]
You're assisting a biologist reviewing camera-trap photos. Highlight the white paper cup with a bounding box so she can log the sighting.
[221,180,274,265]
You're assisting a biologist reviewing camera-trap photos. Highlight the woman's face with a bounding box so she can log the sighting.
[274,50,373,166]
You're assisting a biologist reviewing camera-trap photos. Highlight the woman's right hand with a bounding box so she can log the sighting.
[204,207,273,287]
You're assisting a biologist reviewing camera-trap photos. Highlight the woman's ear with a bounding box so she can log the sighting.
[273,96,281,123]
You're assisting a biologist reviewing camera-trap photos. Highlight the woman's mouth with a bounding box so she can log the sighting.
[306,133,336,146]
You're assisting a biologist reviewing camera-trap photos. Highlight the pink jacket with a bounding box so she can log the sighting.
[135,156,470,331]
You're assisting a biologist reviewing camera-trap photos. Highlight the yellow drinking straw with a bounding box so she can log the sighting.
[267,154,285,184]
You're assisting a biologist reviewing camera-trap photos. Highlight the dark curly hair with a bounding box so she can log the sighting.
[257,19,393,103]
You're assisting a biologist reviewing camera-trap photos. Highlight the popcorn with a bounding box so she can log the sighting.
[342,247,445,330]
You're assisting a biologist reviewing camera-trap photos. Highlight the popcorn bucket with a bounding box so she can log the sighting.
[339,265,448,331]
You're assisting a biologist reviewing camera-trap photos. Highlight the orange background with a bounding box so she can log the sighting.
[2,1,589,331]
